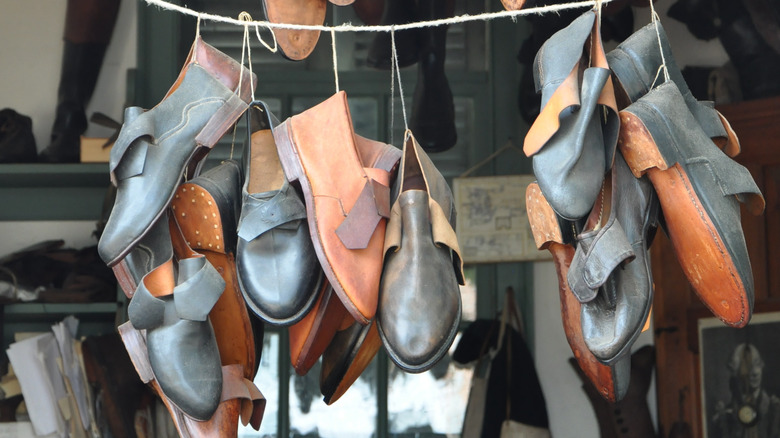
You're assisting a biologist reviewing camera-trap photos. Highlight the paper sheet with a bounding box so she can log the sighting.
[53,316,91,431]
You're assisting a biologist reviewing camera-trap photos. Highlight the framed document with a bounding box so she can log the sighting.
[453,175,549,264]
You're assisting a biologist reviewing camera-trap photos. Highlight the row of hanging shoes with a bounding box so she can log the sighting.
[524,8,765,402]
[98,33,464,433]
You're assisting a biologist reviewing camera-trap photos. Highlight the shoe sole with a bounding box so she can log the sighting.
[619,111,751,327]
[171,182,257,379]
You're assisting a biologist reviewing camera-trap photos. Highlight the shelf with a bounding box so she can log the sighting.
[0,163,110,221]
[2,302,119,322]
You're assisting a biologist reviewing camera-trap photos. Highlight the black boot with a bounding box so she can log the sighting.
[39,0,120,163]
[409,0,457,153]
[367,0,421,70]
[39,41,108,163]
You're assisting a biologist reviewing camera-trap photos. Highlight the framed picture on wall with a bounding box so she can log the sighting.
[699,311,780,437]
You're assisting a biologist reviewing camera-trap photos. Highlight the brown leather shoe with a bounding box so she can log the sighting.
[272,91,400,325]
[289,279,352,376]
[526,182,630,402]
[170,160,258,380]
[262,0,326,61]
[319,319,382,405]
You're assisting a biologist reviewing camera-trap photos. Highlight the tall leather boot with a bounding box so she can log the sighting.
[409,0,457,153]
[39,0,121,163]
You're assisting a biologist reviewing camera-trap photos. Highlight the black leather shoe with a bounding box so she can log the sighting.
[236,101,323,326]
[377,131,463,373]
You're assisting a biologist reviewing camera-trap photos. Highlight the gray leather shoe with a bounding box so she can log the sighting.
[127,214,225,421]
[98,36,255,267]
[377,131,464,373]
[567,151,659,364]
[113,213,174,297]
[607,21,738,156]
[236,101,323,326]
[619,81,764,328]
[523,10,619,220]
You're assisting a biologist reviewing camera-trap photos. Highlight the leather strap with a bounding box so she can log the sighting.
[127,275,167,330]
[237,181,307,241]
[110,106,154,185]
[687,156,765,216]
[127,253,224,329]
[336,177,391,250]
[567,218,635,303]
[430,198,465,285]
[220,365,266,430]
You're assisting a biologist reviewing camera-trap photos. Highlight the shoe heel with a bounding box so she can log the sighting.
[273,121,305,183]
[618,111,670,178]
[195,93,250,148]
[117,322,155,384]
[525,182,564,250]
[112,259,137,298]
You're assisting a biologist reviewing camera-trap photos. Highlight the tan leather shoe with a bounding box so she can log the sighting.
[272,91,400,325]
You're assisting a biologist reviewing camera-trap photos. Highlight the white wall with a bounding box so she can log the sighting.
[531,2,731,436]
[0,0,137,256]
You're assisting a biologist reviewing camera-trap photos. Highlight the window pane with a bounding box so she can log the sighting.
[239,332,279,438]
[289,359,378,437]
[460,266,477,322]
[387,333,473,436]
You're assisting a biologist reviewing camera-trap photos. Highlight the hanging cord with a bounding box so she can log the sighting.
[649,0,670,87]
[389,27,397,146]
[145,0,613,32]
[331,29,340,93]
[229,11,257,160]
[390,27,409,133]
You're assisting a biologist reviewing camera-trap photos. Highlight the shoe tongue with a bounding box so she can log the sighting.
[249,130,284,194]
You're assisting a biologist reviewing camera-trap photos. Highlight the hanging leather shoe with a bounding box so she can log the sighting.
[409,0,458,153]
[607,21,739,156]
[125,212,225,421]
[366,0,421,70]
[567,151,660,364]
[170,160,258,380]
[618,81,765,327]
[289,280,352,376]
[319,319,382,405]
[98,35,255,267]
[378,131,464,373]
[237,101,323,326]
[526,182,630,402]
[523,9,619,221]
[272,91,400,325]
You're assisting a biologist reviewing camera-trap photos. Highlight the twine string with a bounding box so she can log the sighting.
[144,0,613,32]
[649,0,670,86]
[389,28,397,146]
[390,28,408,132]
[331,29,339,93]
[230,11,257,160]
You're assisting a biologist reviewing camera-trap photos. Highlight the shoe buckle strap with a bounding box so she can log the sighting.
[237,183,307,241]
[127,278,166,330]
[110,107,155,185]
[430,198,465,286]
[174,256,225,322]
[568,218,635,303]
[336,178,390,250]
[220,364,266,430]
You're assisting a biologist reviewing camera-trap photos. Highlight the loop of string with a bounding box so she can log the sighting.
[230,11,257,159]
[144,0,614,33]
[331,29,339,93]
[649,0,670,87]
[255,22,278,53]
[389,28,397,147]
